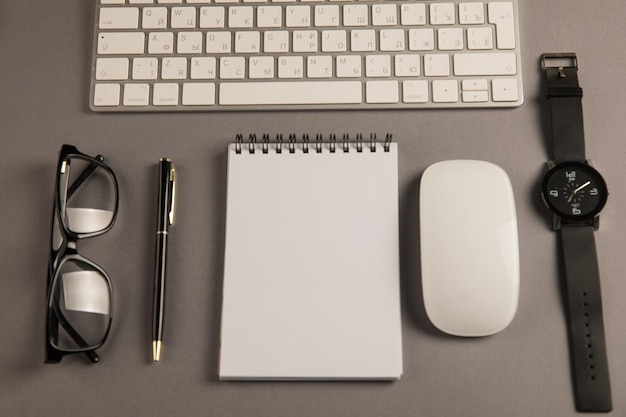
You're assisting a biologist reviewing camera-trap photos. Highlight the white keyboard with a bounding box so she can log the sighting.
[90,0,523,111]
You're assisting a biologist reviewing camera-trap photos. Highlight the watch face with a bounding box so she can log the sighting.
[542,161,608,221]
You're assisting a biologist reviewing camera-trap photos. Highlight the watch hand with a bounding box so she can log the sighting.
[567,181,591,202]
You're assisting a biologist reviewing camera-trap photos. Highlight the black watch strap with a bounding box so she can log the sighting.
[558,225,612,412]
[543,54,586,163]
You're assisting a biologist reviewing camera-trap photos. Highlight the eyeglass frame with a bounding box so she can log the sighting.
[46,144,119,364]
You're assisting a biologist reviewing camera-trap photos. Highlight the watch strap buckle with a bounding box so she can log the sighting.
[542,53,578,71]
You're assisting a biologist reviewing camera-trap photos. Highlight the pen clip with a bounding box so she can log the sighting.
[168,165,176,226]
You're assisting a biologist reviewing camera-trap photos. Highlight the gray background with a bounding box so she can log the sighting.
[1,1,626,416]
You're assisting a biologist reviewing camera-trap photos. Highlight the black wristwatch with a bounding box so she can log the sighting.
[540,53,612,413]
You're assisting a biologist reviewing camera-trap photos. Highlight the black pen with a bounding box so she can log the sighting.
[153,158,176,362]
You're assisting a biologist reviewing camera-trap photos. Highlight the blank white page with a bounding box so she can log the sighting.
[220,142,402,380]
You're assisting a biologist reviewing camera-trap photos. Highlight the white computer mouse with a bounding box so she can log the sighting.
[420,160,519,337]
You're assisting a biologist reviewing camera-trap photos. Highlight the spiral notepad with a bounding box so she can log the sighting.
[219,134,402,380]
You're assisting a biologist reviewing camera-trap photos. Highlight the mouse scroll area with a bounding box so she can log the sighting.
[419,160,519,337]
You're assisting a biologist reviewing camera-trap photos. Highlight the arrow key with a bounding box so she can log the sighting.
[492,78,519,102]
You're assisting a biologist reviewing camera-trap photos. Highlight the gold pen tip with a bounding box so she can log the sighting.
[152,341,162,362]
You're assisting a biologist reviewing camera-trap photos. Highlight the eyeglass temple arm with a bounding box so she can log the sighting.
[66,155,105,201]
[51,302,100,363]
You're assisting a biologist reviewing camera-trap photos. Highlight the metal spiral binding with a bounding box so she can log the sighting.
[262,134,270,154]
[356,133,363,152]
[288,134,297,154]
[235,133,393,154]
[235,133,243,154]
[315,134,323,153]
[249,134,257,154]
[384,133,392,152]
[276,133,283,154]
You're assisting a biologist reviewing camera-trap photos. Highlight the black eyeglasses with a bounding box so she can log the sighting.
[46,144,119,364]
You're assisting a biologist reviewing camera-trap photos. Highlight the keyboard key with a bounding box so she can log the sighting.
[162,57,187,79]
[249,56,275,78]
[488,2,516,49]
[380,29,405,51]
[409,28,434,51]
[219,81,362,105]
[142,7,168,29]
[182,83,216,105]
[336,55,362,77]
[467,27,493,50]
[366,80,399,103]
[133,57,158,79]
[307,55,332,78]
[462,78,488,91]
[200,7,225,29]
[190,57,217,79]
[171,7,197,28]
[401,3,426,26]
[321,30,347,52]
[286,6,311,27]
[351,29,376,52]
[148,32,174,54]
[99,7,139,29]
[402,80,428,103]
[264,31,289,52]
[462,90,489,102]
[293,30,318,52]
[432,80,459,102]
[395,54,420,77]
[95,58,129,80]
[177,32,203,53]
[278,56,304,78]
[228,6,254,28]
[220,57,246,79]
[343,5,368,26]
[257,6,282,28]
[453,52,516,76]
[438,28,463,50]
[424,54,450,76]
[153,83,179,106]
[123,83,150,106]
[206,31,232,53]
[459,2,485,24]
[93,83,121,106]
[315,5,340,27]
[430,3,455,25]
[97,32,145,54]
[492,78,519,101]
[366,55,392,77]
[235,31,261,53]
[372,4,397,26]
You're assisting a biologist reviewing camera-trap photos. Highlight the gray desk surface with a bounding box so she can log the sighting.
[2,1,626,416]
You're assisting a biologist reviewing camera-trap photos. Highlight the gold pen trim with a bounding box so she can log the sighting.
[153,341,162,362]
[169,166,176,226]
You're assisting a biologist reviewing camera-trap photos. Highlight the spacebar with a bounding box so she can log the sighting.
[219,81,363,105]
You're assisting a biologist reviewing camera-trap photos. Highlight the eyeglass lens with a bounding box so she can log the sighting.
[60,156,116,235]
[50,260,111,351]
